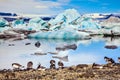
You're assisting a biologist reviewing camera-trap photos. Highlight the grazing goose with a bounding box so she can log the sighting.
[27,61,33,70]
[104,56,115,64]
[92,63,103,69]
[50,60,56,69]
[35,41,41,48]
[58,61,64,69]
[12,63,24,70]
[37,63,46,71]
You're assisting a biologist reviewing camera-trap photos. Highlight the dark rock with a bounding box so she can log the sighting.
[25,43,31,45]
[35,41,41,48]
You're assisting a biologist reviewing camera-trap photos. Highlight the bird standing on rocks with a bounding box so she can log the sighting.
[104,56,115,64]
[27,61,33,70]
[35,41,41,48]
[58,61,64,69]
[92,63,103,69]
[50,60,56,69]
[37,63,46,71]
[12,63,24,70]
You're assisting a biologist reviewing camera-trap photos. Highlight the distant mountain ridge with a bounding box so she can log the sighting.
[0,12,17,16]
[0,12,52,22]
[0,11,120,22]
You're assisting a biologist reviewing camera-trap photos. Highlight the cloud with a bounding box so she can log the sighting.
[35,5,49,9]
[0,0,69,15]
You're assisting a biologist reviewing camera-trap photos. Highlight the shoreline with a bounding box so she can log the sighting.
[0,63,120,80]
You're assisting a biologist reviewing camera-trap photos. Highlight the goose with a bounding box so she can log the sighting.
[37,63,46,71]
[104,56,115,64]
[92,63,103,69]
[50,60,55,65]
[27,61,33,70]
[12,63,24,70]
[50,60,56,69]
[58,61,64,69]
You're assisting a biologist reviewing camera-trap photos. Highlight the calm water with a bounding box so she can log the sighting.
[0,36,120,69]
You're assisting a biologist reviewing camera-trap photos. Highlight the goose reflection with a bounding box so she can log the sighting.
[104,37,120,49]
[52,51,69,62]
[32,48,47,56]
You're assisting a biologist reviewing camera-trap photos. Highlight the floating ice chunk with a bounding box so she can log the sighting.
[28,30,90,40]
[0,17,9,27]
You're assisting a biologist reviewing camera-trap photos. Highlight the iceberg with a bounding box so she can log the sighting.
[0,17,9,27]
[101,16,120,28]
[100,16,120,34]
[48,9,81,26]
[28,30,90,40]
[79,17,101,30]
[48,9,101,32]
[0,27,10,32]
[28,17,49,31]
[12,18,24,26]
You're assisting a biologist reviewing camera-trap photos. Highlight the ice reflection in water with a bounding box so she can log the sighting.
[0,36,120,69]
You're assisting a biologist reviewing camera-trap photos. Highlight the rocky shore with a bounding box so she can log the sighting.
[0,64,120,80]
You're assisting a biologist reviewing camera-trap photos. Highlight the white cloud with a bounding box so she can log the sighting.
[35,5,49,9]
[0,0,69,15]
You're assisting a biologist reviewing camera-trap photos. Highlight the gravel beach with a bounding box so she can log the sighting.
[0,64,120,80]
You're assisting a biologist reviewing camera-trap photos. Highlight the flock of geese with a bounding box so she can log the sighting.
[11,56,120,71]
[92,56,120,69]
[12,60,64,71]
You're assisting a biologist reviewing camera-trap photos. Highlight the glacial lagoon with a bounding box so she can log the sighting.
[0,36,120,69]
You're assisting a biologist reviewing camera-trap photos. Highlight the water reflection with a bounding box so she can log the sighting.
[104,37,120,49]
[0,36,120,69]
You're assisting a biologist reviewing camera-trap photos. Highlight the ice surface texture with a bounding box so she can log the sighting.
[0,18,8,27]
[28,30,90,40]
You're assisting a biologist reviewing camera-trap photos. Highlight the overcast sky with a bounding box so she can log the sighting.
[0,0,120,15]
